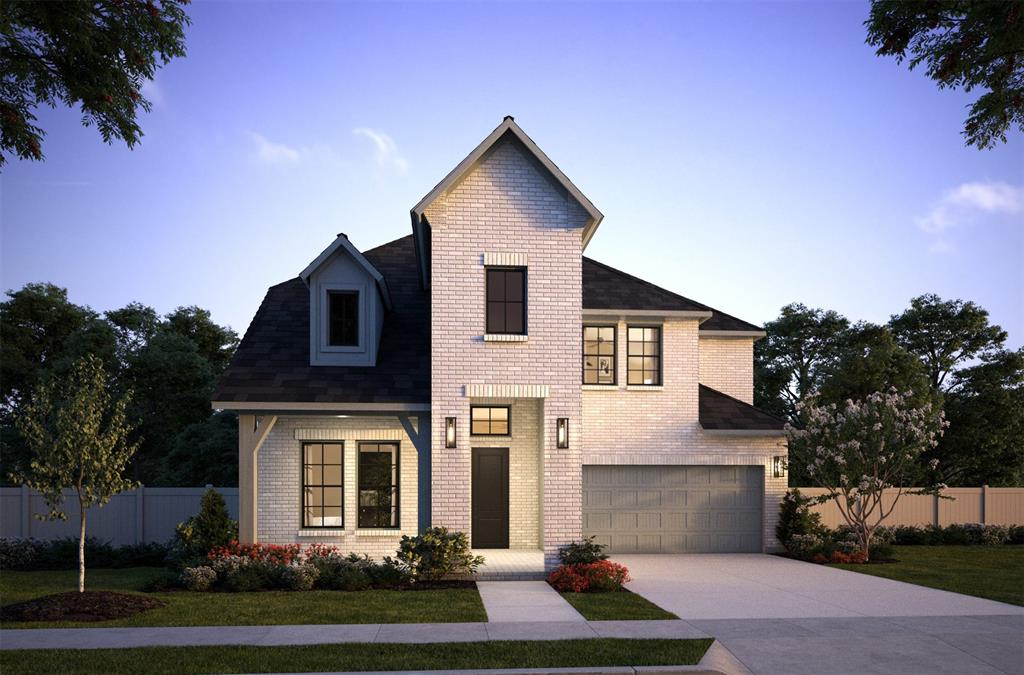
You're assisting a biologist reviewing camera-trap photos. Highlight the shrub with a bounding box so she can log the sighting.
[221,563,272,592]
[785,533,824,561]
[777,489,827,555]
[141,568,182,592]
[396,528,484,582]
[0,538,45,570]
[173,489,238,562]
[308,555,371,591]
[342,553,410,589]
[1009,525,1024,545]
[869,542,897,562]
[980,525,1010,546]
[548,564,589,592]
[207,541,301,566]
[557,537,609,566]
[180,565,218,591]
[580,560,631,591]
[281,564,320,591]
[0,537,169,570]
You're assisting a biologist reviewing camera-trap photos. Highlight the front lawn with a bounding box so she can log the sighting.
[0,567,487,628]
[832,545,1024,606]
[0,638,712,675]
[560,589,677,620]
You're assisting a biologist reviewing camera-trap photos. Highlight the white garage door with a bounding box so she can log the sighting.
[582,465,763,553]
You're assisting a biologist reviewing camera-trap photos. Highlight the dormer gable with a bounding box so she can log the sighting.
[302,233,390,367]
[409,116,604,289]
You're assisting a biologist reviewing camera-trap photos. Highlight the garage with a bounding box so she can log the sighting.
[582,465,764,553]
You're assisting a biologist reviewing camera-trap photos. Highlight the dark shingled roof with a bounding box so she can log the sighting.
[582,257,762,333]
[212,235,429,405]
[699,384,786,432]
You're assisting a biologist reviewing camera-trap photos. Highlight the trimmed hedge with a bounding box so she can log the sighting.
[0,537,169,571]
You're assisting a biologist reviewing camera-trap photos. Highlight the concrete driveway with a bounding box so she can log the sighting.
[616,554,1024,674]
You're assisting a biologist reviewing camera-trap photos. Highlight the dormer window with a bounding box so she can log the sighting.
[328,290,359,346]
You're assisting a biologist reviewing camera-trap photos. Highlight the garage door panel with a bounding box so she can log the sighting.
[583,465,763,553]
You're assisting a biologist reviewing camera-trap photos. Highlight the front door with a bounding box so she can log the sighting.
[471,447,509,548]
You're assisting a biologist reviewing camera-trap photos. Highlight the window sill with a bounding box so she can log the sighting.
[356,528,402,537]
[298,529,345,537]
[483,333,528,342]
[582,384,618,391]
[626,385,664,391]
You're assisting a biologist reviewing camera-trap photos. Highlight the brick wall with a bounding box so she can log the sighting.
[698,336,755,404]
[426,135,586,566]
[256,415,418,557]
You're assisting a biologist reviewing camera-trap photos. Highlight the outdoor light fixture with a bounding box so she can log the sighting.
[773,456,787,478]
[556,418,569,449]
[445,417,457,448]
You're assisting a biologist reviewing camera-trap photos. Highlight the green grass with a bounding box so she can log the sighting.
[0,639,712,674]
[0,567,487,628]
[560,589,677,620]
[833,545,1024,606]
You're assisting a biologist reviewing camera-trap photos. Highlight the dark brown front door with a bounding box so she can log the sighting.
[472,447,509,549]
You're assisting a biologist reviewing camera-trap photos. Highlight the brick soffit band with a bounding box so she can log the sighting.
[464,383,550,398]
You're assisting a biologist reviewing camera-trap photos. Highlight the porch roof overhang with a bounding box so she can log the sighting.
[212,401,430,415]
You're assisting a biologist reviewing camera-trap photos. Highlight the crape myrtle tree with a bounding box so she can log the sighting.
[11,355,139,592]
[865,0,1024,149]
[787,389,947,558]
[0,0,191,166]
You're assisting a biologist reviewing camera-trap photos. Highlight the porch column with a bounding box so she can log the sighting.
[238,414,277,543]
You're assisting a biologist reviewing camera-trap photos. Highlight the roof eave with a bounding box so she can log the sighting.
[700,427,788,437]
[699,330,767,339]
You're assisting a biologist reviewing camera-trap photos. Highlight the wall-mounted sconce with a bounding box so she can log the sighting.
[773,455,787,479]
[445,417,457,449]
[556,418,569,449]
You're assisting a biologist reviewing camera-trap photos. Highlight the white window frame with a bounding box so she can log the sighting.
[318,282,367,354]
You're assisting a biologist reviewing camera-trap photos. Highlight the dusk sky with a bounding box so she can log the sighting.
[2,1,1022,348]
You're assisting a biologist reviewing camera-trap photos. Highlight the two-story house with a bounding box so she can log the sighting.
[212,117,787,571]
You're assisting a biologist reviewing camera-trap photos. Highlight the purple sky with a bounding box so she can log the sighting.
[2,1,1022,347]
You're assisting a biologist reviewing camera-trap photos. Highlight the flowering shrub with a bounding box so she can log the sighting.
[207,541,302,566]
[548,561,631,592]
[180,565,217,591]
[548,564,589,592]
[281,563,320,591]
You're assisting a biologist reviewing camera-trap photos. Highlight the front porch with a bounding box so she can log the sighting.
[472,548,546,580]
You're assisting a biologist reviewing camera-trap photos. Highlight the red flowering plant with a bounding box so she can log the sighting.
[580,560,631,591]
[207,541,302,566]
[547,564,589,592]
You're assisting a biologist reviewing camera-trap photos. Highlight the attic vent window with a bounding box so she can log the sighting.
[328,290,359,346]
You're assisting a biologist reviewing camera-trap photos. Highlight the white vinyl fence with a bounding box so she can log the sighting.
[798,486,1024,528]
[0,486,239,546]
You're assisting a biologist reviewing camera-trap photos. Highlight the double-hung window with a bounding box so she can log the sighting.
[358,442,399,528]
[302,443,343,528]
[486,268,526,334]
[583,325,616,385]
[627,326,662,385]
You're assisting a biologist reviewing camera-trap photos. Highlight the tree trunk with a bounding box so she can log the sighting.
[78,501,86,593]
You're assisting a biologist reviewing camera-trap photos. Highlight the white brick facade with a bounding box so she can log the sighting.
[698,336,755,404]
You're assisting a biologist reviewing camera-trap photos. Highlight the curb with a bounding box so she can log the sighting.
[264,640,752,675]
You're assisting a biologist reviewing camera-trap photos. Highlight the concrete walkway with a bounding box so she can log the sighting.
[477,581,585,622]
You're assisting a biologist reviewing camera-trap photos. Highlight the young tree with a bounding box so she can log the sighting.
[889,294,1007,391]
[0,0,191,166]
[11,354,138,592]
[864,0,1024,149]
[788,390,947,558]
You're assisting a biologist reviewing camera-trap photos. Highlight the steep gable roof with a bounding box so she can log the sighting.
[299,233,392,310]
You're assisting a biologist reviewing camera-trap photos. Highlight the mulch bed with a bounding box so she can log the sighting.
[0,591,166,622]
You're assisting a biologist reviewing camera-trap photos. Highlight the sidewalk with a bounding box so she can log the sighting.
[0,619,710,651]
[477,581,585,622]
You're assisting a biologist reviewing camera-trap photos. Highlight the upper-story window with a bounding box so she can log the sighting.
[328,290,359,346]
[486,268,526,335]
[627,325,662,386]
[583,325,616,385]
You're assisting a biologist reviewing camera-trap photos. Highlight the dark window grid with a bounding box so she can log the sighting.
[582,325,617,385]
[357,442,400,529]
[626,325,662,386]
[301,442,344,529]
[328,290,359,346]
[469,405,512,436]
[485,268,527,335]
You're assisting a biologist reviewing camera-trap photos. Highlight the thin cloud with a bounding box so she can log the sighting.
[353,128,409,173]
[248,132,301,164]
[916,181,1024,234]
[141,78,165,109]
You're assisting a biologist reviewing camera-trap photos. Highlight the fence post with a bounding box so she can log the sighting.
[981,485,988,525]
[135,486,145,544]
[20,485,30,538]
[933,492,940,527]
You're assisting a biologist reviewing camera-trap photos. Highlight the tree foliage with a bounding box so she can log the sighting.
[0,0,191,166]
[865,0,1024,149]
[788,389,947,557]
[10,354,139,591]
[0,282,238,486]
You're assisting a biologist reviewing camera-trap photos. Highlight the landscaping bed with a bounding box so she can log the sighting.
[0,638,714,675]
[0,591,166,623]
